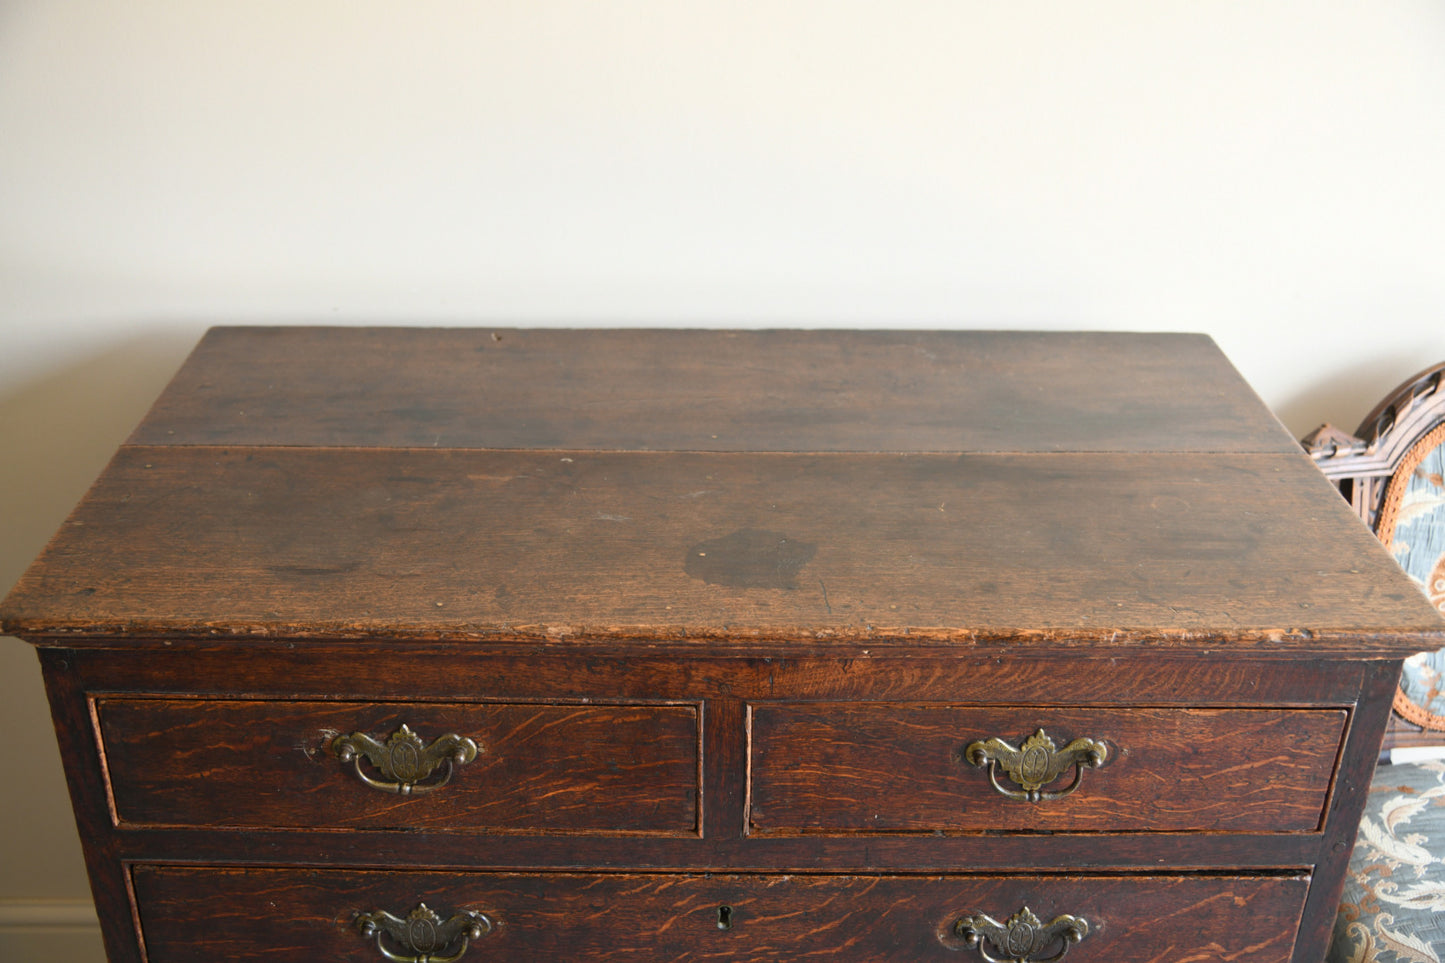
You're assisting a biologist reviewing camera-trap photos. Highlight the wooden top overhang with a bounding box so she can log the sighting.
[3,327,1442,653]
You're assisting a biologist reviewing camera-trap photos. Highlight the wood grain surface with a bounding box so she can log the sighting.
[131,866,1309,962]
[3,446,1439,649]
[38,646,1368,879]
[6,328,1438,963]
[97,698,699,834]
[748,705,1346,834]
[58,644,1372,708]
[127,327,1298,453]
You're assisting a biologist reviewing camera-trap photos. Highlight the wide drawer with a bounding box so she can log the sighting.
[131,865,1308,962]
[749,704,1347,833]
[95,698,699,834]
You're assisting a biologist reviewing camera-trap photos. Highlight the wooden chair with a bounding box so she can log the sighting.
[1307,362,1445,962]
[1303,361,1445,752]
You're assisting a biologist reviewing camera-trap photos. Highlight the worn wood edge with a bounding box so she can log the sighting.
[6,623,1441,655]
[3,447,1437,648]
[116,443,1305,455]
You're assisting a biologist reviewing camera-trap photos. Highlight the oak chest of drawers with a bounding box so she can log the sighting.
[5,328,1443,962]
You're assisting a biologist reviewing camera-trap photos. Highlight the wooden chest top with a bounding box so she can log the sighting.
[2,327,1440,652]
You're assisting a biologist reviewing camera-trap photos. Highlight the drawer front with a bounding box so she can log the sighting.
[132,866,1307,962]
[749,704,1346,833]
[97,699,699,834]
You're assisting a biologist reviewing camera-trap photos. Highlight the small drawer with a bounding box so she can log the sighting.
[748,704,1346,834]
[96,698,699,834]
[131,865,1307,962]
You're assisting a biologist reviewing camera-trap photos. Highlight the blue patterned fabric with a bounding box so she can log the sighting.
[1391,436,1445,725]
[1330,762,1445,962]
[1390,434,1445,615]
[1400,650,1445,727]
[1329,436,1445,962]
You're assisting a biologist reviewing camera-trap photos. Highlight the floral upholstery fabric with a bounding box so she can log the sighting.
[1387,433,1445,728]
[1330,761,1445,962]
[1400,649,1445,729]
[1327,407,1445,962]
[1389,433,1445,616]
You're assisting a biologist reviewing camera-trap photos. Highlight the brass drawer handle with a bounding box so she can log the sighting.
[965,728,1107,802]
[356,902,493,963]
[954,906,1090,963]
[329,724,480,795]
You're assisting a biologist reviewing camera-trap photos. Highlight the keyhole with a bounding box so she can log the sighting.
[717,905,733,930]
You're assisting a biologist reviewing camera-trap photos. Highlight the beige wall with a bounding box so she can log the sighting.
[3,2,1444,955]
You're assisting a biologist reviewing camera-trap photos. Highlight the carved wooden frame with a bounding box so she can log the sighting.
[1303,361,1445,745]
[1303,362,1445,531]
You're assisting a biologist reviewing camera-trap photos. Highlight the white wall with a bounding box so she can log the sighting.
[3,2,1444,955]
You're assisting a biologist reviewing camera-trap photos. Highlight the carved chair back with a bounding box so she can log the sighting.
[1304,362,1445,745]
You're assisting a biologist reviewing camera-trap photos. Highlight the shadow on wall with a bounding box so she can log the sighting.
[1272,353,1437,440]
[0,329,203,592]
[0,328,200,941]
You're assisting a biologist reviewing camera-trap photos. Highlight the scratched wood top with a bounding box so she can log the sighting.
[126,327,1298,453]
[3,446,1440,650]
[3,328,1441,649]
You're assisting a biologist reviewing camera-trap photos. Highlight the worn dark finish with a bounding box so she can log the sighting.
[748,705,1346,834]
[684,528,817,589]
[37,653,144,963]
[1291,659,1402,959]
[3,447,1437,649]
[129,327,1300,454]
[3,328,1443,963]
[131,866,1310,963]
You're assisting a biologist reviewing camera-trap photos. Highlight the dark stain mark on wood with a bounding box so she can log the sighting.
[685,529,817,589]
